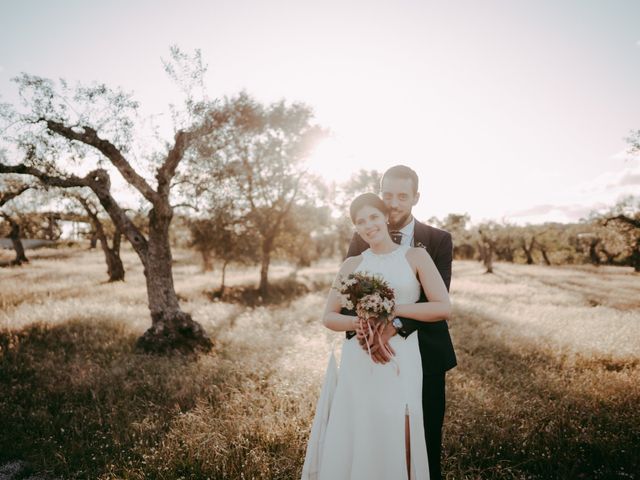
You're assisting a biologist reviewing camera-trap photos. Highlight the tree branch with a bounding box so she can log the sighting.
[0,184,32,207]
[271,170,306,235]
[43,119,160,204]
[157,129,194,198]
[171,202,199,211]
[240,147,257,212]
[0,162,89,189]
[73,194,108,246]
[157,116,220,200]
[0,161,149,265]
[604,214,640,229]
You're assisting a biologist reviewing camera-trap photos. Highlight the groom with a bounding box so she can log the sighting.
[345,165,457,480]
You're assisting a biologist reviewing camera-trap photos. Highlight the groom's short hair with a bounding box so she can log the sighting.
[381,165,419,195]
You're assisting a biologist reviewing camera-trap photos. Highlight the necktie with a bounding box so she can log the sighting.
[390,231,402,245]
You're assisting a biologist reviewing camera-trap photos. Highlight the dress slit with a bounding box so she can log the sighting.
[405,404,411,479]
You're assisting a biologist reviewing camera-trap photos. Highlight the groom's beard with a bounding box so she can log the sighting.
[388,211,412,230]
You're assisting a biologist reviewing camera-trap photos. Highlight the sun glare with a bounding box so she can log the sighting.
[306,136,357,184]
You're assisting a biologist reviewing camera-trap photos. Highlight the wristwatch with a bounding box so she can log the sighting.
[391,317,403,334]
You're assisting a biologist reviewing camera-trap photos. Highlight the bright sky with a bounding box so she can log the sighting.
[1,0,639,224]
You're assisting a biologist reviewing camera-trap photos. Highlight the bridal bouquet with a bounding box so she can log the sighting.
[335,272,396,361]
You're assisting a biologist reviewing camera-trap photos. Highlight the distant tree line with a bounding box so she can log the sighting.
[427,195,640,273]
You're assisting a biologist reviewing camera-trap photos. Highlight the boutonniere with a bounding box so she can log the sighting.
[415,241,427,250]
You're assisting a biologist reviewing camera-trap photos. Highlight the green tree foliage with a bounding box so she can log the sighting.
[183,92,326,295]
[432,213,475,259]
[188,207,259,291]
[601,195,640,271]
[277,203,333,267]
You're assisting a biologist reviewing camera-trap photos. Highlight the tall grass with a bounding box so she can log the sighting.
[0,248,638,479]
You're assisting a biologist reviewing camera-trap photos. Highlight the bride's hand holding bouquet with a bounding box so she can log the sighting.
[334,272,396,363]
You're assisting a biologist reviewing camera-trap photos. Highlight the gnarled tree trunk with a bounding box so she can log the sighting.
[540,247,551,266]
[10,222,28,265]
[2,214,28,265]
[110,229,123,279]
[135,207,211,353]
[101,227,124,282]
[89,230,98,249]
[0,185,32,266]
[588,238,601,265]
[201,248,213,272]
[77,195,125,282]
[477,230,495,274]
[220,259,229,294]
[482,243,493,273]
[521,237,535,265]
[259,235,274,296]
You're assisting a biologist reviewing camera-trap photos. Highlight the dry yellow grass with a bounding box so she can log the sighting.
[0,247,638,479]
[450,261,640,359]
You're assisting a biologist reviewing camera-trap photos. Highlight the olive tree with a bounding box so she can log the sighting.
[0,50,227,353]
[182,92,326,295]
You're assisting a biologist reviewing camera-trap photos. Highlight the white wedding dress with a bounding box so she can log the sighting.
[302,244,430,480]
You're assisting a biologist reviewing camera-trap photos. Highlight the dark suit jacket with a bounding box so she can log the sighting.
[345,219,457,374]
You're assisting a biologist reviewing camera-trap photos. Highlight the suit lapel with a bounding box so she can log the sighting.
[412,220,430,250]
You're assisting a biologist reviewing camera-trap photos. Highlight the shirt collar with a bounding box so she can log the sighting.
[398,217,415,245]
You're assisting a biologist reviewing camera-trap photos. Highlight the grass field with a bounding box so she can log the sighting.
[0,246,638,479]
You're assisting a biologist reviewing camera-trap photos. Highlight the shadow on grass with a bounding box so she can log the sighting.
[0,314,309,480]
[492,268,640,311]
[1,248,81,265]
[0,261,19,268]
[4,300,638,479]
[444,307,640,479]
[0,284,103,311]
[206,274,332,307]
[0,319,226,479]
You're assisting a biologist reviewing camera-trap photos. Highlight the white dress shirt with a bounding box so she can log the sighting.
[395,217,416,247]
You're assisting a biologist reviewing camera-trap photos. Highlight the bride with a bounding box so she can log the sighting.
[302,193,451,480]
